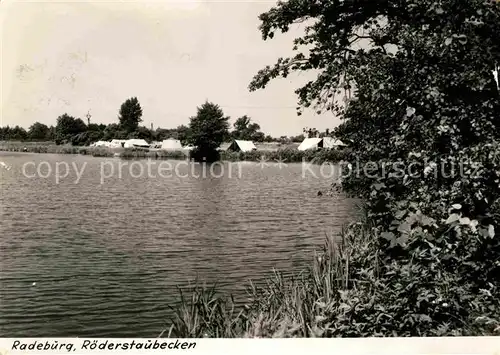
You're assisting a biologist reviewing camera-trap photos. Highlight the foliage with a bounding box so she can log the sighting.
[247,0,500,337]
[1,101,295,147]
[0,126,28,141]
[118,97,143,133]
[290,134,305,142]
[0,141,113,157]
[232,115,266,142]
[175,125,192,146]
[127,126,154,141]
[55,113,87,144]
[118,148,187,160]
[221,146,347,163]
[28,122,50,141]
[187,101,230,162]
[101,123,127,141]
[165,223,500,337]
[303,127,319,138]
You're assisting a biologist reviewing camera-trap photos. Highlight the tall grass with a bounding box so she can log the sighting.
[119,148,188,160]
[165,221,378,338]
[0,142,115,157]
[165,208,500,337]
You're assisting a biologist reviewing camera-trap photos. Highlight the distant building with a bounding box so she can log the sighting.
[161,139,183,150]
[227,140,257,152]
[297,137,345,151]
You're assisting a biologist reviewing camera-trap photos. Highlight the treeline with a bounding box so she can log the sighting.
[0,97,329,145]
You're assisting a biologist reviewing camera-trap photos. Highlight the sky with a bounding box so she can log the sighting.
[0,0,342,137]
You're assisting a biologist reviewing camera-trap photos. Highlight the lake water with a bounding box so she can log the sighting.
[0,152,358,337]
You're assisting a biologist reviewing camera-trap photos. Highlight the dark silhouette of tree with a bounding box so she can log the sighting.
[176,125,191,146]
[28,122,50,141]
[118,97,143,133]
[55,114,87,144]
[127,126,153,141]
[232,115,265,142]
[290,134,305,142]
[303,127,319,138]
[187,101,230,162]
[102,123,127,141]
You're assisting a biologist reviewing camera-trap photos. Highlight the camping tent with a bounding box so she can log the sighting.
[297,138,323,151]
[322,137,345,148]
[91,141,111,147]
[217,143,231,151]
[123,139,149,148]
[109,139,127,148]
[227,140,257,152]
[161,139,183,150]
[297,137,345,151]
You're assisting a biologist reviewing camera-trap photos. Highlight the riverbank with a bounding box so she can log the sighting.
[0,142,348,164]
[164,206,500,337]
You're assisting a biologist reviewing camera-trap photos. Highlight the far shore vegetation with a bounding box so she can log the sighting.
[0,98,340,161]
[0,98,345,162]
[0,140,348,164]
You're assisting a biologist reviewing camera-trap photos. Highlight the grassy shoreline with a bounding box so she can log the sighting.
[0,142,348,164]
[163,210,500,338]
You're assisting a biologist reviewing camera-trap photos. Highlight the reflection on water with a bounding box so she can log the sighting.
[0,152,357,337]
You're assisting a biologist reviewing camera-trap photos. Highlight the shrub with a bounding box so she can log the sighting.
[165,216,500,338]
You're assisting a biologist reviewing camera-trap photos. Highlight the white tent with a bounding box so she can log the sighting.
[91,141,111,147]
[161,139,183,150]
[124,139,149,148]
[322,137,345,148]
[297,138,323,151]
[298,137,345,151]
[227,140,257,152]
[217,143,231,151]
[109,139,127,148]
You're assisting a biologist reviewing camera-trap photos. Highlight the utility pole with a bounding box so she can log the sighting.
[85,110,91,126]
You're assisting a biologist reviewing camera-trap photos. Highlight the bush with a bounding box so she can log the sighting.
[165,215,500,338]
[220,148,347,163]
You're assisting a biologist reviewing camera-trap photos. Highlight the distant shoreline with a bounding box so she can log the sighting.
[0,141,348,164]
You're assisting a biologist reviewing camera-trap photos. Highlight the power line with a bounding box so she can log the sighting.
[219,105,298,109]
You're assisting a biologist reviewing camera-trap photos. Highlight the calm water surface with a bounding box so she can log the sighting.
[0,152,357,337]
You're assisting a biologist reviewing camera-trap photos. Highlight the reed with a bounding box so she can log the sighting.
[165,222,377,338]
[165,210,500,337]
[0,142,81,155]
[0,142,116,157]
[78,147,115,157]
[118,148,188,160]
